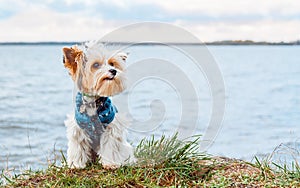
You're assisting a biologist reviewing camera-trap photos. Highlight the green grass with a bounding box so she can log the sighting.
[1,134,300,187]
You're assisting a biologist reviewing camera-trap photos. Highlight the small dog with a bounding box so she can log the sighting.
[62,41,135,168]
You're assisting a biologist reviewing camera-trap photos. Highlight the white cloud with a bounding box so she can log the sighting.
[149,0,300,17]
[175,19,300,42]
[0,0,299,42]
[62,0,129,8]
[0,8,116,42]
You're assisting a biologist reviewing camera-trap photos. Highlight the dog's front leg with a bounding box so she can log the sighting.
[65,116,91,168]
[98,118,135,168]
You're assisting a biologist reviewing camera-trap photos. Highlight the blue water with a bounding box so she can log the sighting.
[0,44,299,172]
[208,46,300,161]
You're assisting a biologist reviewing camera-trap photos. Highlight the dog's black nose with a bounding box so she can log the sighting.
[109,69,117,76]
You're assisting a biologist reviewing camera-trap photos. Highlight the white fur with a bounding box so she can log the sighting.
[65,113,135,168]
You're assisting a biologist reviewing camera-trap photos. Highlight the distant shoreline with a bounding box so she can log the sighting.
[0,40,299,46]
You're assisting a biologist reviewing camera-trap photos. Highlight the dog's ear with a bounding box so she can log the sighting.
[62,46,82,80]
[117,52,129,62]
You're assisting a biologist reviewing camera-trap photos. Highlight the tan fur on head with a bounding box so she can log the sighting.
[62,42,128,97]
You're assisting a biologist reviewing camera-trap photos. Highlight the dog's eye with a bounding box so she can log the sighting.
[93,62,100,68]
[109,62,114,67]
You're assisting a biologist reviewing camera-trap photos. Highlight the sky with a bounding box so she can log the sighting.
[0,0,300,42]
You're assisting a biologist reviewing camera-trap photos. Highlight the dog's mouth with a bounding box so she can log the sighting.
[103,75,115,81]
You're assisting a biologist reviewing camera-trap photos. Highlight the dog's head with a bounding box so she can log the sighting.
[63,42,127,97]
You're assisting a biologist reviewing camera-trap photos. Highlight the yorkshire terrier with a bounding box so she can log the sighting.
[62,41,135,168]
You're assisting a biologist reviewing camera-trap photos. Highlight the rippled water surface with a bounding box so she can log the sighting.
[0,44,299,172]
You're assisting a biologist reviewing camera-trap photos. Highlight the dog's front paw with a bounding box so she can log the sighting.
[68,160,87,169]
[102,164,119,170]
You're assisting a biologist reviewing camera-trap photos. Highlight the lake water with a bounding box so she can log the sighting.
[0,44,299,172]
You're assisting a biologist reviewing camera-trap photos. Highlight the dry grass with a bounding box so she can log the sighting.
[1,134,300,187]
